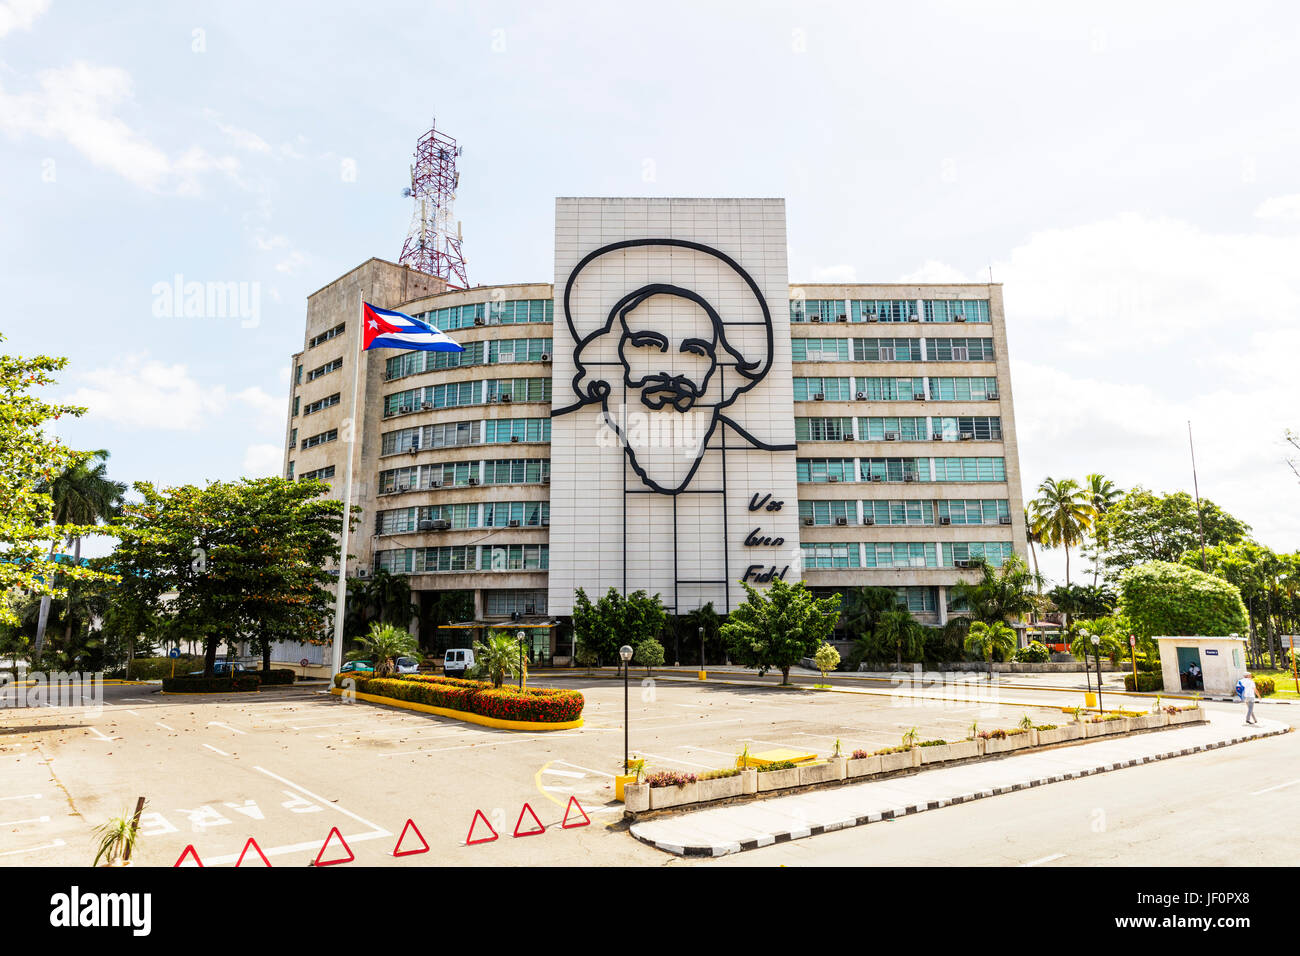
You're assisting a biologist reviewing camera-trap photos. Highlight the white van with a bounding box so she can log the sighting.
[443,648,475,677]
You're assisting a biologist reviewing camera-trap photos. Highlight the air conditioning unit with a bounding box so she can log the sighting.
[959,433,975,441]
[955,315,967,323]
[869,474,884,482]
[835,516,848,526]
[430,480,442,488]
[417,520,435,531]
[422,401,433,410]
[939,516,951,526]
[909,313,920,322]
[884,432,898,441]
[986,393,1000,400]
[828,475,840,483]
[356,568,369,578]
[955,559,971,569]
[510,435,520,443]
[803,517,814,526]
[933,432,945,441]
[500,394,513,403]
[467,477,479,486]
[542,475,550,484]
[400,406,412,414]
[508,519,520,528]
[903,474,916,483]
[866,314,879,323]
[862,516,875,526]
[474,317,485,326]
[842,433,854,441]
[431,519,451,531]
[913,394,926,401]
[397,483,410,491]
[810,315,822,323]
[540,353,551,361]
[999,515,1013,525]
[541,517,550,527]
[837,314,847,322]
[855,392,866,400]
[813,393,825,401]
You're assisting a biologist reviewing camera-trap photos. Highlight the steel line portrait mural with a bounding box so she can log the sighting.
[547,199,800,616]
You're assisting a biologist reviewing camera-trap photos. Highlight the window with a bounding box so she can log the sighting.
[853,338,920,362]
[932,416,1003,441]
[891,586,937,613]
[289,428,297,447]
[790,298,844,323]
[792,377,853,401]
[292,396,299,416]
[489,338,552,364]
[299,465,335,481]
[863,542,937,569]
[483,501,550,527]
[796,458,855,483]
[304,393,340,416]
[932,457,1007,482]
[855,377,926,401]
[926,337,995,362]
[795,417,853,441]
[486,378,551,403]
[422,546,476,572]
[375,549,415,574]
[486,589,549,616]
[286,460,294,479]
[306,357,342,381]
[942,541,1014,566]
[481,544,549,571]
[800,542,861,569]
[295,364,302,385]
[300,428,337,449]
[483,458,550,485]
[791,338,850,362]
[850,300,917,323]
[927,377,999,401]
[859,458,931,483]
[381,426,423,456]
[863,500,935,526]
[419,299,553,332]
[308,323,346,348]
[484,418,551,444]
[923,300,990,323]
[797,500,854,525]
[937,499,1010,525]
[857,417,928,441]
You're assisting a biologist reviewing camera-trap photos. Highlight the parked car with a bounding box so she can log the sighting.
[443,648,475,677]
[394,656,419,674]
[187,661,249,677]
[339,659,373,674]
[341,657,418,675]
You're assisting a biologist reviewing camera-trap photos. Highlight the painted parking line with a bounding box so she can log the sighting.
[87,727,120,742]
[554,760,615,778]
[0,794,42,802]
[636,751,717,770]
[156,722,177,732]
[0,815,51,826]
[1250,778,1300,796]
[541,768,585,779]
[203,830,388,866]
[0,839,66,858]
[1020,853,1067,867]
[253,766,389,835]
[207,721,247,735]
[378,731,589,757]
[203,744,231,756]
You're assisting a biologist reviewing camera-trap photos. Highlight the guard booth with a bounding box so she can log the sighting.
[435,621,557,668]
[1155,634,1248,697]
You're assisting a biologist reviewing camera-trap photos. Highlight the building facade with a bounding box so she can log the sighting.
[283,198,1026,661]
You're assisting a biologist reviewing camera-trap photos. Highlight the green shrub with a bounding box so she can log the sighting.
[871,744,912,756]
[645,769,696,788]
[252,668,295,686]
[162,674,261,693]
[699,768,741,780]
[756,760,797,772]
[633,639,665,670]
[917,738,948,747]
[334,672,584,723]
[121,656,206,680]
[1124,672,1164,692]
[1255,676,1275,698]
[1118,561,1249,638]
[1013,641,1050,663]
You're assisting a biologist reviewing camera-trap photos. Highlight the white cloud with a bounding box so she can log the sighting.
[896,259,971,283]
[68,357,283,433]
[0,0,49,38]
[0,61,241,194]
[203,109,272,154]
[809,263,858,282]
[275,250,309,274]
[1254,193,1300,221]
[242,443,283,477]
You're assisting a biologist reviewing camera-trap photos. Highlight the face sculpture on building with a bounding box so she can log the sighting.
[555,239,789,494]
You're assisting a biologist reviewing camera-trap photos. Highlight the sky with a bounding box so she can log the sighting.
[2,0,1298,586]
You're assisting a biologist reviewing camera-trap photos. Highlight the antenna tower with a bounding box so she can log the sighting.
[399,119,468,289]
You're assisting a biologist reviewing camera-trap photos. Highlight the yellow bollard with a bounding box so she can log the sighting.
[698,670,707,680]
[1085,692,1097,708]
[615,774,636,802]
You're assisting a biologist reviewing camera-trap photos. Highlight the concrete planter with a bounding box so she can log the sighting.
[1084,717,1131,737]
[919,740,980,764]
[983,731,1035,754]
[695,773,745,802]
[878,749,919,773]
[649,781,699,810]
[1131,713,1168,731]
[1167,707,1203,725]
[798,759,844,786]
[756,767,802,792]
[1036,725,1083,746]
[846,755,882,778]
[623,783,650,813]
[740,768,758,794]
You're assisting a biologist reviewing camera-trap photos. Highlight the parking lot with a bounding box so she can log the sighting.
[0,674,1071,867]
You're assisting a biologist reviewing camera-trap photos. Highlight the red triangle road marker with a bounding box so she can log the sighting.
[513,802,546,838]
[235,837,271,867]
[312,826,355,866]
[465,809,498,846]
[393,818,430,857]
[561,796,591,829]
[173,844,204,867]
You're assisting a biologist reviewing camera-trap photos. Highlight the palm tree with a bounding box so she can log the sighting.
[950,555,1038,624]
[33,451,126,658]
[1083,473,1122,586]
[1030,477,1095,587]
[872,608,926,668]
[471,631,526,688]
[348,622,418,677]
[838,587,898,639]
[1024,507,1044,596]
[964,620,1016,665]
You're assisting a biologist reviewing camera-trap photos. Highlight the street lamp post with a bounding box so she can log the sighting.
[1080,629,1093,698]
[619,644,634,774]
[516,630,525,690]
[698,626,705,667]
[1091,633,1103,714]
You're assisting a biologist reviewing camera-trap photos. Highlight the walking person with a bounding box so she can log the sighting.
[1238,672,1260,725]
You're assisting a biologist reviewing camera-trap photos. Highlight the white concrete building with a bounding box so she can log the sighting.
[282,198,1026,661]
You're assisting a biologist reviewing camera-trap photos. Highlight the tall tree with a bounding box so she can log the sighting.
[32,450,127,657]
[1093,487,1249,577]
[1030,477,1094,586]
[949,554,1038,624]
[1083,473,1122,586]
[1024,506,1045,596]
[571,587,667,668]
[722,578,840,684]
[837,586,900,639]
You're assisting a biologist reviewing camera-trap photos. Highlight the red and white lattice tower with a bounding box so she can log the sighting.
[399,120,469,289]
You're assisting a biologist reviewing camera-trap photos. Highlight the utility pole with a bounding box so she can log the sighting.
[1187,421,1207,572]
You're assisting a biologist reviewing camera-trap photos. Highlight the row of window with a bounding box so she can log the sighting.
[301,393,340,416]
[381,418,551,455]
[376,543,550,574]
[308,323,346,349]
[485,589,548,616]
[378,458,551,493]
[376,501,551,534]
[415,299,554,333]
[796,457,1008,483]
[298,465,335,481]
[791,299,991,324]
[792,337,995,363]
[798,498,1011,526]
[385,337,553,381]
[793,377,1000,402]
[800,540,1015,569]
[795,417,1003,442]
[305,357,342,382]
[384,378,552,416]
[300,428,337,450]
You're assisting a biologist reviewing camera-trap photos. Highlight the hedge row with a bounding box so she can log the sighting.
[121,656,206,680]
[162,674,261,693]
[255,669,296,686]
[334,672,584,723]
[1123,672,1164,692]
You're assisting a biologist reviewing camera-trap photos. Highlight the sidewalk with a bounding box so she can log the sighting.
[628,711,1290,858]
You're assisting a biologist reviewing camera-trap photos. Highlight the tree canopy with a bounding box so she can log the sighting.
[571,587,667,667]
[721,578,840,683]
[1118,561,1249,639]
[1094,487,1249,576]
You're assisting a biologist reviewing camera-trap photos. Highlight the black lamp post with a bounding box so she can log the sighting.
[619,644,634,773]
[516,629,525,690]
[1080,628,1094,698]
[1091,633,1103,714]
[698,626,705,668]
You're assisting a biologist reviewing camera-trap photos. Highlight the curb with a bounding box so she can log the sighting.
[628,724,1290,858]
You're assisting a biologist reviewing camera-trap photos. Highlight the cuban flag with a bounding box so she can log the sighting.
[362,302,464,352]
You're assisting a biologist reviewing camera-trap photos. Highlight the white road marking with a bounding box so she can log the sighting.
[554,760,616,778]
[680,746,743,758]
[207,721,247,735]
[253,766,389,835]
[541,768,585,778]
[378,732,589,757]
[203,744,230,756]
[543,785,584,793]
[0,839,65,857]
[87,727,120,742]
[637,751,717,769]
[0,815,50,826]
[156,722,176,732]
[0,794,41,802]
[126,710,141,717]
[1250,778,1300,796]
[120,698,150,702]
[1020,853,1067,867]
[204,830,388,866]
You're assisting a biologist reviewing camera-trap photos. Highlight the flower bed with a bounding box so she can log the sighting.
[334,672,584,723]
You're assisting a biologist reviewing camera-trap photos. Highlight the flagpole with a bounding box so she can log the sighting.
[330,289,365,678]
